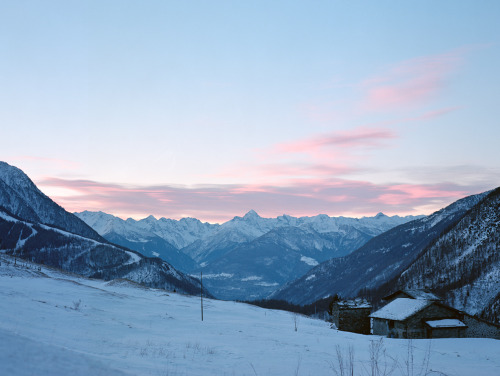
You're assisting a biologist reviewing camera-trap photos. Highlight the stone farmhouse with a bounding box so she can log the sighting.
[370,298,466,338]
[369,290,500,339]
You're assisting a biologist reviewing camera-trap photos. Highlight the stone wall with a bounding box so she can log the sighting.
[332,304,371,334]
[428,327,466,338]
[462,314,500,339]
[371,318,389,336]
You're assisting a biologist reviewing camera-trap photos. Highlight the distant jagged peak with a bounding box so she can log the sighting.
[78,210,116,219]
[311,213,330,221]
[243,209,260,219]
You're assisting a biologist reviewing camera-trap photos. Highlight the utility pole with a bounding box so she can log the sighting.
[200,271,204,321]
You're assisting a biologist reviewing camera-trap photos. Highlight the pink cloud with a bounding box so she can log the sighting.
[362,51,463,111]
[36,176,491,223]
[274,127,397,155]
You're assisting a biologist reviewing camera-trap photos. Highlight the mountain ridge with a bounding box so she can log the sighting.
[0,162,104,242]
[0,162,207,296]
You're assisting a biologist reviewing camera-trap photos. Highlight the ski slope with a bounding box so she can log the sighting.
[0,255,499,376]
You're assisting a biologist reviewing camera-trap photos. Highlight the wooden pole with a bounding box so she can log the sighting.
[201,271,204,321]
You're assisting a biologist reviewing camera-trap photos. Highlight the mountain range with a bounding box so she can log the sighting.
[76,208,420,300]
[1,160,497,322]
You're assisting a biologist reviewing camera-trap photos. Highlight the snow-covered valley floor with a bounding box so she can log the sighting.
[0,255,498,376]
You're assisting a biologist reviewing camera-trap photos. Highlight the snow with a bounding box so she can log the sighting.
[338,299,371,309]
[300,256,319,266]
[123,251,141,265]
[0,210,18,222]
[401,290,442,300]
[241,276,262,281]
[426,319,467,328]
[255,282,279,287]
[1,256,499,376]
[306,274,316,281]
[370,298,432,321]
[151,251,160,257]
[200,272,234,279]
[77,210,419,261]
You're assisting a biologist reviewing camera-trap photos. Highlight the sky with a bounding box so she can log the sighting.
[1,1,500,223]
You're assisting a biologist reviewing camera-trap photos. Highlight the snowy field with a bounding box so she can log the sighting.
[0,255,498,376]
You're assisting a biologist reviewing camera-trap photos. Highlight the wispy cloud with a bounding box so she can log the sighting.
[31,48,487,223]
[37,176,489,223]
[213,126,396,185]
[274,127,396,154]
[361,50,463,111]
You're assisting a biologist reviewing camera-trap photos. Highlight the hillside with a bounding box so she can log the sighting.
[198,224,372,300]
[395,188,500,323]
[1,254,499,376]
[271,191,489,305]
[0,162,205,296]
[0,162,104,241]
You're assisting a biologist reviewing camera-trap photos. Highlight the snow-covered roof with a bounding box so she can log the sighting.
[370,298,431,321]
[426,319,467,328]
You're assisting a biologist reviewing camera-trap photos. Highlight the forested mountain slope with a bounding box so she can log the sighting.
[396,188,500,323]
[271,191,489,305]
[0,162,103,241]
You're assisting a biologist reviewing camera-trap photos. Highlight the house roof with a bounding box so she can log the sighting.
[383,289,442,301]
[425,319,467,329]
[370,298,432,321]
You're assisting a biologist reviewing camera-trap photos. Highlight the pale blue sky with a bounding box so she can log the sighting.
[2,1,499,222]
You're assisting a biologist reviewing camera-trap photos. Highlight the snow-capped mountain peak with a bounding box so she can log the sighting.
[243,209,260,219]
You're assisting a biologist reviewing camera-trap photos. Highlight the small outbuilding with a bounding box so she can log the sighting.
[331,299,372,334]
[425,319,468,338]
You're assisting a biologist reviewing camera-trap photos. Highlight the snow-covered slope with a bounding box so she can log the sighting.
[0,208,204,296]
[271,191,490,305]
[1,255,499,376]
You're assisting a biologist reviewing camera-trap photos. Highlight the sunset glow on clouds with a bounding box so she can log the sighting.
[361,50,463,111]
[2,1,500,223]
[38,177,475,223]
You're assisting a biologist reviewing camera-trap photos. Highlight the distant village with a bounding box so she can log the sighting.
[329,289,500,339]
